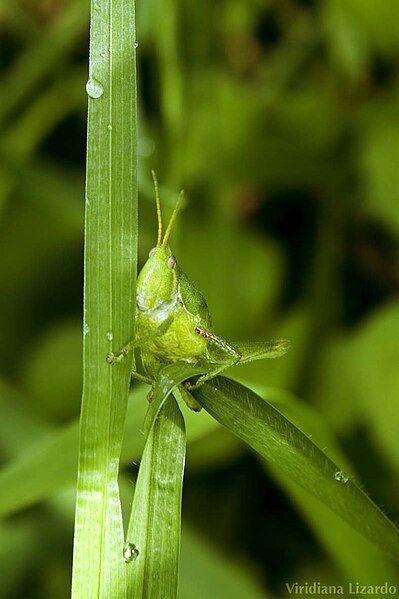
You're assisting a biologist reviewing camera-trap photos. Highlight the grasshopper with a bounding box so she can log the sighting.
[107,173,289,410]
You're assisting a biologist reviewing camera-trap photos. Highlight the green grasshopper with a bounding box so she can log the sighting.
[107,173,289,409]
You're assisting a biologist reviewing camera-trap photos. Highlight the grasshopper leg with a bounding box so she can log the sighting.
[106,317,174,365]
[131,370,154,402]
[131,371,152,385]
[177,384,202,412]
[129,370,154,404]
[106,339,137,364]
[185,326,241,390]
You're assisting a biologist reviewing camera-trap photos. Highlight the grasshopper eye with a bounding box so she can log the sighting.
[149,247,157,257]
[167,255,176,269]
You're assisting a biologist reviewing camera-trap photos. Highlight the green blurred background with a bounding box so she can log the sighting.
[0,0,399,597]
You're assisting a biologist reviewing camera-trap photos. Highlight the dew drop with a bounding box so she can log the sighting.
[124,542,139,563]
[334,470,349,484]
[86,77,104,99]
[106,331,113,341]
[134,42,138,49]
[93,0,100,10]
[107,123,112,131]
[100,51,106,58]
[85,197,91,206]
[83,323,89,335]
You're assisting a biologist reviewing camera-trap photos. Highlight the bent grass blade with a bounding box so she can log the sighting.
[143,363,208,436]
[126,395,186,598]
[192,376,399,564]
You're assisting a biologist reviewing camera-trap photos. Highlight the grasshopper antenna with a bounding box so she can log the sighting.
[162,190,184,247]
[151,170,163,247]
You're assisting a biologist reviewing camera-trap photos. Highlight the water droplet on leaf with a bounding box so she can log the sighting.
[107,124,112,131]
[83,323,89,335]
[124,542,139,563]
[334,470,349,483]
[134,42,138,49]
[86,77,104,99]
[106,331,113,341]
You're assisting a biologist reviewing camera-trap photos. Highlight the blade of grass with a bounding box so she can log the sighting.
[126,395,185,598]
[192,376,399,563]
[269,465,398,582]
[71,0,137,595]
[185,383,397,579]
[253,387,397,581]
[144,363,208,435]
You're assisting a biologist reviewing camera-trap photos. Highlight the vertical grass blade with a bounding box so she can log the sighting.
[126,395,186,598]
[71,0,137,596]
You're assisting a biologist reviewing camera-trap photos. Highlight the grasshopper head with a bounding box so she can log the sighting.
[136,172,183,311]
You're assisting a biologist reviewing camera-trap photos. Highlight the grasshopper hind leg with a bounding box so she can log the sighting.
[177,385,202,412]
[185,326,241,390]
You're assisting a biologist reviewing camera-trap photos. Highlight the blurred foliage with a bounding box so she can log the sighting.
[0,0,398,597]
